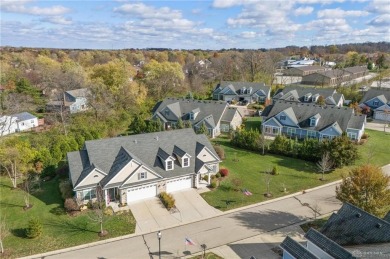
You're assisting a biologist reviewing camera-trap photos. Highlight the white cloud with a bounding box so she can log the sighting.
[1,1,70,16]
[366,0,390,14]
[40,16,72,25]
[212,0,244,8]
[240,31,257,38]
[114,3,182,20]
[317,8,370,18]
[294,6,314,16]
[367,14,390,26]
[305,18,351,33]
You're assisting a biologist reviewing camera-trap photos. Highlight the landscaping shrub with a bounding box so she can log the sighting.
[104,206,114,216]
[203,175,209,182]
[159,192,175,210]
[209,180,217,189]
[216,172,221,178]
[41,165,56,180]
[219,168,229,177]
[231,129,263,151]
[64,198,79,212]
[59,180,73,200]
[25,219,42,238]
[213,145,225,160]
[361,133,369,139]
[219,180,232,191]
[211,175,216,180]
[231,177,242,191]
[271,166,278,175]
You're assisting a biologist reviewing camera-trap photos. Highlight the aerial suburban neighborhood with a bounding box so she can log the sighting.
[0,1,390,259]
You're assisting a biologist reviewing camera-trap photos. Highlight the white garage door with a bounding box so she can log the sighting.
[127,184,157,204]
[166,176,192,193]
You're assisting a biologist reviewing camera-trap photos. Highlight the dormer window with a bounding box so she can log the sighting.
[164,109,170,116]
[166,160,173,170]
[373,101,379,106]
[290,96,294,101]
[183,157,189,167]
[189,112,194,120]
[310,118,316,127]
[280,115,286,121]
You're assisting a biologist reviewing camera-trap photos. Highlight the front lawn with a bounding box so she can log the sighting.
[356,129,390,166]
[201,136,341,211]
[243,117,262,131]
[0,176,136,258]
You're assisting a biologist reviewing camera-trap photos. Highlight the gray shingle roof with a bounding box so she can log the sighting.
[152,98,228,127]
[321,203,390,246]
[280,236,318,259]
[13,112,37,121]
[290,65,325,72]
[305,228,356,259]
[361,89,390,104]
[263,101,362,131]
[214,81,270,96]
[221,107,240,122]
[273,86,342,105]
[67,129,220,189]
[343,66,368,74]
[65,88,89,98]
[347,114,366,129]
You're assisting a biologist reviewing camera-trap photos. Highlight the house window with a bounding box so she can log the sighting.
[287,128,296,135]
[258,96,265,103]
[272,128,279,134]
[183,157,189,167]
[280,115,286,121]
[30,119,34,123]
[307,131,316,138]
[290,97,294,101]
[373,101,379,106]
[189,113,194,120]
[310,118,316,127]
[347,132,357,140]
[81,189,96,201]
[139,172,147,179]
[164,110,170,116]
[166,160,173,170]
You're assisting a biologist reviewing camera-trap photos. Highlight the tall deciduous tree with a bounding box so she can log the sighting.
[143,60,185,99]
[336,164,390,217]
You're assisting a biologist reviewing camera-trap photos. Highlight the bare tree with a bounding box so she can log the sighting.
[89,184,108,237]
[0,215,8,254]
[264,171,272,197]
[23,176,33,209]
[0,148,19,188]
[311,202,322,220]
[316,152,333,180]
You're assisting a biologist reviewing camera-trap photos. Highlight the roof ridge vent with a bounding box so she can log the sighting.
[134,139,137,144]
[155,136,159,141]
[356,213,362,218]
[376,223,382,228]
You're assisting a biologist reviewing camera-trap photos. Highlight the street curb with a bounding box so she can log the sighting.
[19,180,343,259]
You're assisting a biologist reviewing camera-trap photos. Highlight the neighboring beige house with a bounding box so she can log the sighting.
[151,98,243,138]
[67,129,221,205]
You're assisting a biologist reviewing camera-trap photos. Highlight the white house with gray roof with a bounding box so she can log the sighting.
[262,101,366,141]
[152,98,243,138]
[273,86,345,107]
[0,112,38,136]
[360,89,390,122]
[47,88,89,114]
[212,81,271,104]
[67,129,221,205]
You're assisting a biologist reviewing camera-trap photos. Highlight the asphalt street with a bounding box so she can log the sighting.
[27,183,342,259]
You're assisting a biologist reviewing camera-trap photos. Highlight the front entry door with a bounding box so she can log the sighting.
[108,188,118,202]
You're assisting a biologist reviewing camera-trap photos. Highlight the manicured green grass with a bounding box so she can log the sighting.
[202,136,342,211]
[243,117,262,131]
[0,176,136,258]
[356,129,390,166]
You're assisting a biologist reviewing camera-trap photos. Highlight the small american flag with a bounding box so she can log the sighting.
[243,189,252,196]
[185,237,196,246]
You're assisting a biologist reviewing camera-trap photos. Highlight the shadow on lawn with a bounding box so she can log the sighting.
[274,156,316,174]
[11,228,26,238]
[0,201,24,208]
[45,218,98,235]
[231,209,306,234]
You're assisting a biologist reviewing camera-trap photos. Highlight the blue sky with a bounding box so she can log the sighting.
[1,0,389,49]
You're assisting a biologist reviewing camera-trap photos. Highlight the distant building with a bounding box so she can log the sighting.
[0,112,38,136]
[212,81,271,104]
[46,88,89,114]
[283,65,329,77]
[273,86,345,107]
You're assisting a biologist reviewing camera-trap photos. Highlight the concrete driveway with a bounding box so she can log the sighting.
[129,189,222,234]
[366,121,389,132]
